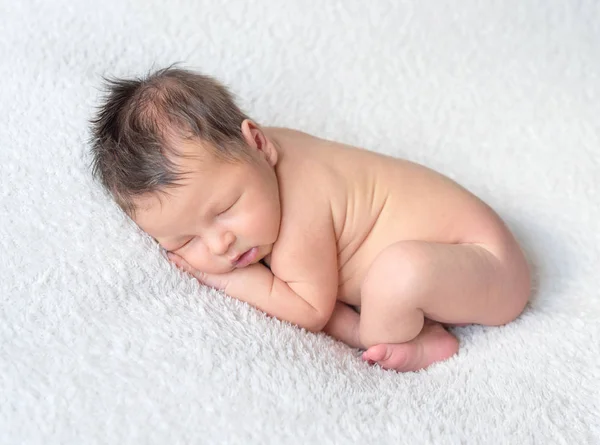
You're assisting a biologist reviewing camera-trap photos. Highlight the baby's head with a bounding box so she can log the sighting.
[90,66,281,273]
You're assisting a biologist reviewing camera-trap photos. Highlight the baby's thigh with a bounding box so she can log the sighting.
[359,239,530,326]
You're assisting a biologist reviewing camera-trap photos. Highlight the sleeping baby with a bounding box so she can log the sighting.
[90,66,531,372]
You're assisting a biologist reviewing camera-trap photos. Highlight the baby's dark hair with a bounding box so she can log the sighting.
[89,65,252,216]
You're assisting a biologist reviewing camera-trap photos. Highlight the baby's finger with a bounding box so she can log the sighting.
[167,253,207,282]
[167,252,188,271]
[166,252,178,266]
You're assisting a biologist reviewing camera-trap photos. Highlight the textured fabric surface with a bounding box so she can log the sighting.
[1,0,599,443]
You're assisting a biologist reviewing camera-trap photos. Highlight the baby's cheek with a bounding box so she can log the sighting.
[188,245,219,269]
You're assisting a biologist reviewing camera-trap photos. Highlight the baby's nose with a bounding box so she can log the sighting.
[209,231,235,256]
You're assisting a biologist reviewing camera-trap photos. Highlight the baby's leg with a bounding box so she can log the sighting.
[323,302,459,372]
[322,302,362,349]
[362,319,459,371]
[359,240,530,370]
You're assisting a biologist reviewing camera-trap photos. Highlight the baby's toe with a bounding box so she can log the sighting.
[364,343,421,371]
[362,344,392,365]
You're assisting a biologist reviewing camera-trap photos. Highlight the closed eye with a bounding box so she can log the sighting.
[217,199,238,216]
[172,237,194,252]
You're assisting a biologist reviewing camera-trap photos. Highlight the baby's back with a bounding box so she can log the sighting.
[268,128,510,305]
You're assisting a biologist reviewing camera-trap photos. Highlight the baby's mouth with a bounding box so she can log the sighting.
[233,247,259,268]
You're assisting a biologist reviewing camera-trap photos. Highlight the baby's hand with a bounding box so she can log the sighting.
[167,252,231,291]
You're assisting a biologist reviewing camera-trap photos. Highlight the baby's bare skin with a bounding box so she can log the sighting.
[136,122,531,372]
[268,127,529,370]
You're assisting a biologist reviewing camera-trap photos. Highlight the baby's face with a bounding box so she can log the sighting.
[133,141,281,274]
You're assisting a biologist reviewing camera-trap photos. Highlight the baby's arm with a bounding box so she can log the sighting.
[170,205,339,332]
[225,261,336,332]
[176,253,364,347]
[220,186,340,331]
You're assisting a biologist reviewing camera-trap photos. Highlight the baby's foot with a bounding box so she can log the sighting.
[362,322,459,372]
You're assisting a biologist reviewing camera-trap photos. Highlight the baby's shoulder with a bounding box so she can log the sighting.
[273,129,343,198]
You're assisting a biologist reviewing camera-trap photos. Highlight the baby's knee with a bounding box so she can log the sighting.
[360,242,431,306]
[496,266,531,325]
[485,243,532,325]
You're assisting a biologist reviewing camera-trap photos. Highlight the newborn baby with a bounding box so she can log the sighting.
[90,66,531,372]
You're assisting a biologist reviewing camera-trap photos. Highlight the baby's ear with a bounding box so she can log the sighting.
[240,119,263,149]
[241,119,278,166]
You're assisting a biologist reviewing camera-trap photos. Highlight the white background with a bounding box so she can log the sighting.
[1,0,599,443]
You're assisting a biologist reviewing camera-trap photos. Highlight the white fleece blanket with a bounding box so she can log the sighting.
[1,0,599,443]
